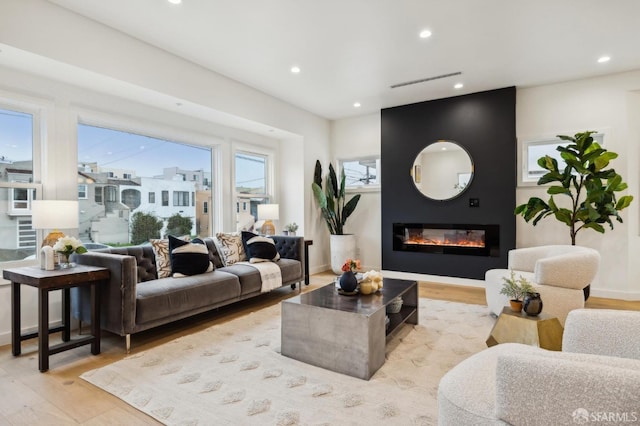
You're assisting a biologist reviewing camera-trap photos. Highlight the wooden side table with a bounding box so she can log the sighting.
[486,307,564,351]
[3,265,109,372]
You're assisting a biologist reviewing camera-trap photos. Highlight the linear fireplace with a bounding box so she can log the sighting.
[393,223,500,257]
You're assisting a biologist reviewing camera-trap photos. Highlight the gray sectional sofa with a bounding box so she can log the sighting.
[72,235,304,352]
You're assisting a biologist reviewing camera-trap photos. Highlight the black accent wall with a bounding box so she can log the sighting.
[381,87,516,279]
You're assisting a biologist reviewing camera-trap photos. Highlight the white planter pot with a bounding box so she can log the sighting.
[330,234,357,274]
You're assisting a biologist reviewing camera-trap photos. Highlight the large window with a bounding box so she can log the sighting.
[0,106,38,261]
[77,123,212,243]
[235,151,271,231]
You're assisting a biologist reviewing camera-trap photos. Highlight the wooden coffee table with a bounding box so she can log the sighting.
[486,307,564,351]
[281,278,418,380]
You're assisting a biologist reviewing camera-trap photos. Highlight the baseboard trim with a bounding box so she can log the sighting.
[381,270,485,288]
[591,288,640,301]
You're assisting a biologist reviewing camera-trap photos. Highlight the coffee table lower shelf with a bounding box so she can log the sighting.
[386,306,418,340]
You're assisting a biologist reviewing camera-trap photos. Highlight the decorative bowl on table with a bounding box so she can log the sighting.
[386,297,403,314]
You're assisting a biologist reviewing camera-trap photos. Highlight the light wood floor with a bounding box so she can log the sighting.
[0,272,637,425]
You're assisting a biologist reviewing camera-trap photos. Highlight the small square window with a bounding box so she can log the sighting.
[519,132,605,186]
[339,157,381,191]
[78,184,88,199]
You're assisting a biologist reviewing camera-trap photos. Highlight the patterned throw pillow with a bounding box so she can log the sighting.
[150,236,190,279]
[215,232,246,266]
[241,231,280,263]
[168,235,213,277]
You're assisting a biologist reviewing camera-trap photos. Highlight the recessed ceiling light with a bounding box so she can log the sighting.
[454,83,464,89]
[597,56,611,63]
[419,29,432,39]
[167,0,182,4]
[290,66,301,74]
[353,102,361,108]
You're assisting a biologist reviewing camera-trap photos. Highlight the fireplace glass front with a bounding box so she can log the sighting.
[393,223,499,257]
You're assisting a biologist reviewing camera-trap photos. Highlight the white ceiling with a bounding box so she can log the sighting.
[42,0,640,120]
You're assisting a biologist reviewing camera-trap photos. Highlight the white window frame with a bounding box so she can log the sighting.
[0,93,46,270]
[74,108,219,236]
[78,184,88,199]
[233,144,276,218]
[518,130,607,187]
[339,155,381,193]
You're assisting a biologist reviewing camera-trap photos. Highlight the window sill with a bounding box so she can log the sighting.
[346,185,380,194]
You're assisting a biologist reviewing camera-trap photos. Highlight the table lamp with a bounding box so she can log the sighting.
[31,200,79,247]
[257,204,279,236]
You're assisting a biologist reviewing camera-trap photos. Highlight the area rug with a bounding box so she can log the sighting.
[81,299,494,425]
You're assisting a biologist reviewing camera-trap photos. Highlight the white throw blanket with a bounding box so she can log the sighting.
[236,261,282,292]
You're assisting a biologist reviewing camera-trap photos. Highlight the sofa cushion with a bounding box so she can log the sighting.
[276,258,302,284]
[169,236,214,277]
[150,236,189,278]
[215,232,246,266]
[218,264,263,295]
[241,231,280,263]
[135,271,241,324]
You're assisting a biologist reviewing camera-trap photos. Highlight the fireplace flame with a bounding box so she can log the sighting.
[404,236,485,248]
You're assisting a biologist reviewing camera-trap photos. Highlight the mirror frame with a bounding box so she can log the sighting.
[410,140,474,201]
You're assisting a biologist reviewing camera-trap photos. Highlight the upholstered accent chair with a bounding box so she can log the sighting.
[438,309,640,426]
[485,245,600,325]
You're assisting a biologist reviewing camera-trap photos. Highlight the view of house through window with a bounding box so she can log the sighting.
[235,151,270,231]
[0,107,37,261]
[77,124,212,245]
[340,157,380,188]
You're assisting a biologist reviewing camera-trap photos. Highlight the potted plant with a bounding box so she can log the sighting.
[499,270,535,312]
[312,160,361,273]
[283,222,298,236]
[515,130,633,245]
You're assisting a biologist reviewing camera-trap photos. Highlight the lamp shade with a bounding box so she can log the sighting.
[257,204,279,221]
[31,200,79,230]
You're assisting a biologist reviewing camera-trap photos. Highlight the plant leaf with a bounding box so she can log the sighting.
[616,195,633,210]
[547,186,570,196]
[313,160,322,188]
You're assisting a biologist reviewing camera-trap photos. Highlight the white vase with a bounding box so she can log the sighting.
[330,234,357,274]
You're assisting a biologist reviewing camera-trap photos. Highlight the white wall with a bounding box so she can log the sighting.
[330,112,381,271]
[0,0,333,345]
[517,70,640,299]
[332,71,640,299]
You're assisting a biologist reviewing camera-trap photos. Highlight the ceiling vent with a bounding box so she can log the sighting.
[390,72,462,89]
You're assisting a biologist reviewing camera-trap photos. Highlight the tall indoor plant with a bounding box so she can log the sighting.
[515,130,633,245]
[312,160,361,273]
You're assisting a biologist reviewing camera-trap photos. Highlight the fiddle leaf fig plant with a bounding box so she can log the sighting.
[312,160,361,235]
[515,130,633,245]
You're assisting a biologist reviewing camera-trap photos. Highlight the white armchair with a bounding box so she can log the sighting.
[485,245,600,325]
[438,309,640,426]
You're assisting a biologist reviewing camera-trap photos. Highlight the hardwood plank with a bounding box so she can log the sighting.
[80,406,158,425]
[5,401,74,426]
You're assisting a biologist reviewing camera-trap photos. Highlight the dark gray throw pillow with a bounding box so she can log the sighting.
[241,231,280,263]
[169,235,213,277]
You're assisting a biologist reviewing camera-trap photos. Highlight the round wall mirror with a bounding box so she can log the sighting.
[411,140,474,201]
